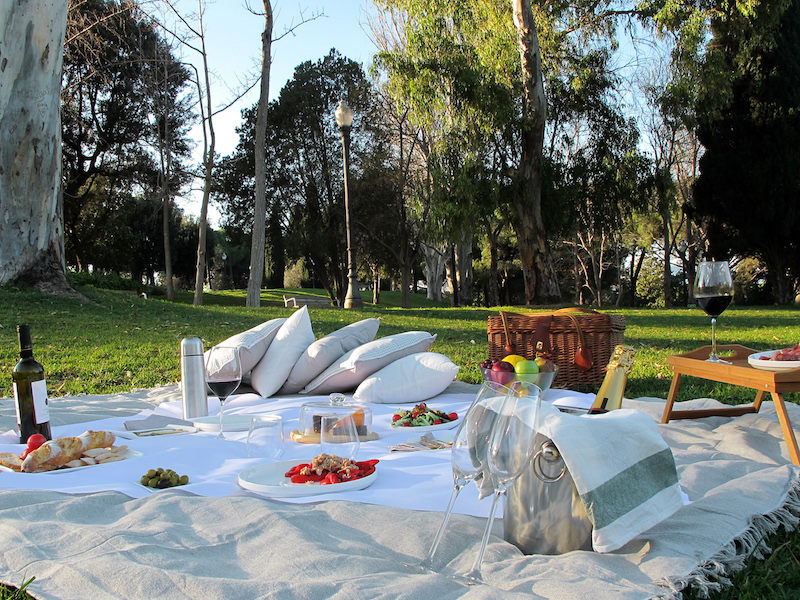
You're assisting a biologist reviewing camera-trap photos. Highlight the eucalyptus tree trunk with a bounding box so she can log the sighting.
[512,0,561,305]
[157,47,176,302]
[0,1,74,295]
[455,238,473,306]
[422,244,445,302]
[246,1,273,308]
[193,0,216,305]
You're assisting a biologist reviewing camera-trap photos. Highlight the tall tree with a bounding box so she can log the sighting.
[0,0,72,293]
[691,0,799,303]
[512,0,560,304]
[215,51,376,303]
[246,0,273,307]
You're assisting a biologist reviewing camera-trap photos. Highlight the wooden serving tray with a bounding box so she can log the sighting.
[661,345,800,465]
[289,430,379,444]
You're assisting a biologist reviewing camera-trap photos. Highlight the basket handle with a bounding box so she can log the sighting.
[556,309,594,371]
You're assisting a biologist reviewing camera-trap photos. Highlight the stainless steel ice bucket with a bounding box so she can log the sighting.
[503,433,593,555]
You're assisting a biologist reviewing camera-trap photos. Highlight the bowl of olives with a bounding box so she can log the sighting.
[140,467,190,489]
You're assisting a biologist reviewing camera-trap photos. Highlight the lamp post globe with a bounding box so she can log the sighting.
[335,99,363,309]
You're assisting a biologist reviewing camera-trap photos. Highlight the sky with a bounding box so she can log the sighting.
[164,0,379,222]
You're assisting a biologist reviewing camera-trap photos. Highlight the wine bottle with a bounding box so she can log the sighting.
[12,324,52,443]
[587,344,635,415]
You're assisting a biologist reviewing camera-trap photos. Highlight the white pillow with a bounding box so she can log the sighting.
[353,352,460,404]
[279,318,381,394]
[300,331,437,395]
[205,318,285,377]
[250,306,316,397]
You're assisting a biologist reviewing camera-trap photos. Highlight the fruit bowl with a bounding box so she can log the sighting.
[480,362,559,391]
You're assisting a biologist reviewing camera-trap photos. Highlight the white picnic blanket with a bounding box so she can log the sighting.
[0,387,799,600]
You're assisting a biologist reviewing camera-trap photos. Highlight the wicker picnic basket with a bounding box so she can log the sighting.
[487,308,626,389]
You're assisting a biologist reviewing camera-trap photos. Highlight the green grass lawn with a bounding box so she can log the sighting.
[2,285,800,598]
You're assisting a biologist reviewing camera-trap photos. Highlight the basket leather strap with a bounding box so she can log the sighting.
[530,315,553,356]
[555,308,594,371]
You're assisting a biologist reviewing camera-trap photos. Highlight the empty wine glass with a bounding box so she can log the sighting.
[407,379,509,573]
[694,260,734,363]
[455,379,542,586]
[320,414,360,460]
[205,345,242,440]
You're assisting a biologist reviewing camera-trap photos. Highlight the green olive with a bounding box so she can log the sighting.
[179,475,189,485]
[146,469,157,479]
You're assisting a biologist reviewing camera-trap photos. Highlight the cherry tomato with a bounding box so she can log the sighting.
[26,433,47,451]
[448,412,458,421]
[20,448,30,460]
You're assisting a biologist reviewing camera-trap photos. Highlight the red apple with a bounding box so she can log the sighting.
[491,360,516,385]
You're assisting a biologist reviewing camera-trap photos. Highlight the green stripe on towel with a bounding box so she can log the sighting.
[580,448,679,529]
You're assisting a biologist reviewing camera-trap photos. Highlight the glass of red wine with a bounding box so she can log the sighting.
[694,260,734,363]
[205,346,242,440]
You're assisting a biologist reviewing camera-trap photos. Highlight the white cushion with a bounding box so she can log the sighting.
[279,318,381,394]
[300,331,437,395]
[205,318,285,377]
[353,352,460,403]
[250,306,316,397]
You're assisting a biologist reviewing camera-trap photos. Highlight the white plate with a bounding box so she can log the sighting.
[389,415,462,433]
[0,449,142,474]
[748,350,800,371]
[238,459,377,498]
[193,414,255,432]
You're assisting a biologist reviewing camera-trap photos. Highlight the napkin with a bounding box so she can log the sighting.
[538,402,684,553]
[389,432,452,452]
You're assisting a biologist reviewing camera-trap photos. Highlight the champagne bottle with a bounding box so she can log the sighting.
[587,344,635,415]
[12,324,52,443]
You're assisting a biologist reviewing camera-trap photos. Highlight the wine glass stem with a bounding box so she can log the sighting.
[462,489,503,583]
[710,317,718,360]
[421,481,464,568]
[217,398,226,440]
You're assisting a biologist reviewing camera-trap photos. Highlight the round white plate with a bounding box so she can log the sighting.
[748,350,800,371]
[389,415,462,433]
[0,449,142,474]
[238,459,377,498]
[193,414,255,432]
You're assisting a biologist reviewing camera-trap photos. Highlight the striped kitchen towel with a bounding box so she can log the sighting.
[538,401,685,553]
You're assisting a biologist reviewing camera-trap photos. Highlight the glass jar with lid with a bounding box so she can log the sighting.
[296,393,374,441]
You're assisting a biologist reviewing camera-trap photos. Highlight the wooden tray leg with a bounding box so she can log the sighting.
[661,373,682,424]
[752,389,766,412]
[771,392,800,466]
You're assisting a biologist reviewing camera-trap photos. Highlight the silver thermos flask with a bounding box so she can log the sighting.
[181,337,208,420]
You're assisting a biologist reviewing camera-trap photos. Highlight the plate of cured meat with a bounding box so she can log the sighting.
[238,455,378,498]
[748,347,800,371]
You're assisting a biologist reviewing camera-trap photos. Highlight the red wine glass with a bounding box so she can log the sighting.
[694,261,734,363]
[205,346,242,440]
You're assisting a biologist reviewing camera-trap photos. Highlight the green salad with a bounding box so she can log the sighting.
[391,403,459,427]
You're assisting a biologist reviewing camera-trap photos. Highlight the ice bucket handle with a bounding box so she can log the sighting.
[532,440,567,483]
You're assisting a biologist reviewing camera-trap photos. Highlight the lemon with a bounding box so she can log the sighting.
[501,354,526,368]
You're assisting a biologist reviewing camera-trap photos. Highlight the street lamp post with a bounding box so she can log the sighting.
[335,99,363,309]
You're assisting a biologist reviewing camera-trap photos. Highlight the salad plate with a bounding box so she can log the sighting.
[389,415,461,433]
[238,459,377,498]
[748,350,800,372]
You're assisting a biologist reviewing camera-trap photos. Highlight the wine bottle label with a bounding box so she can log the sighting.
[12,384,22,426]
[31,379,50,424]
